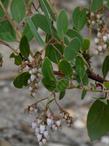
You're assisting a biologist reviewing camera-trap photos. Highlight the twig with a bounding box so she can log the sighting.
[87,69,106,83]
[0,40,18,55]
[53,69,108,84]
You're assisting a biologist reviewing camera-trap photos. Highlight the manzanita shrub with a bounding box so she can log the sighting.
[1,0,109,144]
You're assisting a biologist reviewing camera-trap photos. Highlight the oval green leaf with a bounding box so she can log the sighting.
[64,38,81,61]
[19,36,30,58]
[13,72,30,88]
[87,100,109,140]
[0,20,16,42]
[11,0,25,22]
[59,59,72,77]
[57,10,68,39]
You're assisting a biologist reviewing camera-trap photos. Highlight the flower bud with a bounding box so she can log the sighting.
[103,35,108,42]
[30,74,36,81]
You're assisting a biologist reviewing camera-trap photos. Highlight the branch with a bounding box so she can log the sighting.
[87,69,106,83]
[0,40,18,55]
[53,70,107,83]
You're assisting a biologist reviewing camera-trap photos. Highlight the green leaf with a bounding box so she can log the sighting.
[13,72,30,88]
[32,14,51,34]
[23,24,33,41]
[82,72,89,85]
[1,0,9,7]
[103,81,109,89]
[42,77,56,91]
[19,36,30,58]
[11,0,25,22]
[72,7,87,31]
[0,6,4,17]
[57,10,68,39]
[104,0,109,9]
[59,90,66,100]
[67,29,83,44]
[39,0,51,20]
[102,55,109,78]
[56,79,69,92]
[10,53,22,65]
[81,88,87,99]
[27,17,45,46]
[0,20,16,42]
[42,57,55,80]
[91,0,103,12]
[39,0,55,20]
[82,38,90,51]
[23,13,49,41]
[42,57,56,91]
[45,44,63,63]
[59,59,72,77]
[87,100,109,140]
[64,36,69,45]
[64,38,81,61]
[75,56,86,81]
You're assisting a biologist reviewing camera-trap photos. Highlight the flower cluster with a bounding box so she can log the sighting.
[60,110,73,127]
[94,29,109,53]
[21,52,42,96]
[26,101,73,145]
[87,12,103,27]
[87,11,109,54]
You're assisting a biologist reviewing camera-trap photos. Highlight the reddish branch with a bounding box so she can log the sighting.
[87,69,106,83]
[54,70,107,83]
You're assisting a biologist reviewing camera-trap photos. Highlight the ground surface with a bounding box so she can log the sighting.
[0,0,109,146]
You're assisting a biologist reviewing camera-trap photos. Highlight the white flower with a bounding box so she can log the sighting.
[103,44,107,49]
[98,45,102,51]
[37,134,42,142]
[32,68,37,73]
[91,21,95,25]
[103,35,108,42]
[47,118,53,126]
[91,12,94,16]
[28,79,31,84]
[52,124,57,130]
[42,138,47,144]
[29,86,32,91]
[25,65,30,71]
[40,125,46,133]
[96,14,101,19]
[29,70,32,74]
[94,50,99,55]
[35,83,38,87]
[97,32,101,37]
[99,20,103,24]
[107,34,109,39]
[56,120,61,127]
[37,119,41,124]
[29,55,33,62]
[30,74,36,81]
[94,38,99,44]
